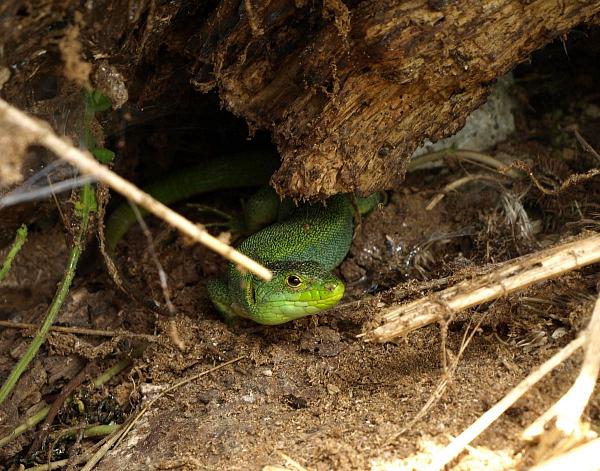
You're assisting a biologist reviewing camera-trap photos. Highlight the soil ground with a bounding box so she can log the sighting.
[1,27,600,471]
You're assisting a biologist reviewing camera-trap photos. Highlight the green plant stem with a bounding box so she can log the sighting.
[51,423,120,441]
[0,405,50,448]
[0,224,28,282]
[0,207,90,406]
[91,358,131,388]
[82,423,120,438]
[0,184,99,408]
[0,359,131,448]
[0,89,114,453]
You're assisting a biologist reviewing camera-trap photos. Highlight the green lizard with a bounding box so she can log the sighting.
[105,151,383,325]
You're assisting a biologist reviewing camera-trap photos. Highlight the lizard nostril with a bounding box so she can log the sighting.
[324,283,336,292]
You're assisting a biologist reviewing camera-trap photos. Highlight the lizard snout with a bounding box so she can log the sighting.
[324,282,338,292]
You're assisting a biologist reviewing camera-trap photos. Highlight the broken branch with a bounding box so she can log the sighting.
[362,233,600,343]
[0,97,272,281]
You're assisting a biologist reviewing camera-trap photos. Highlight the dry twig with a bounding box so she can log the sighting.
[28,363,93,455]
[128,202,186,351]
[0,359,130,448]
[0,320,158,341]
[424,289,600,470]
[427,334,586,470]
[570,126,600,163]
[408,149,523,178]
[511,160,600,196]
[80,356,245,470]
[426,174,501,211]
[522,290,600,440]
[361,233,600,343]
[0,97,272,281]
[386,314,487,445]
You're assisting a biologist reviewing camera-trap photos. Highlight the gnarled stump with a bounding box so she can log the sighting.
[188,0,600,198]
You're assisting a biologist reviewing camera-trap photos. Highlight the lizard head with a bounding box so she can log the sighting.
[241,261,345,325]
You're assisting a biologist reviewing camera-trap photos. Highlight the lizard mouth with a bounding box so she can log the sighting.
[254,281,345,325]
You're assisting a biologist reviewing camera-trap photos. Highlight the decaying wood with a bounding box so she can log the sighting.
[189,0,600,198]
[1,1,599,198]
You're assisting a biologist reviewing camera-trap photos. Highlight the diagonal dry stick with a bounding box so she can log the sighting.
[523,290,600,440]
[0,97,272,281]
[361,232,600,343]
[427,333,587,471]
[427,289,600,470]
[80,356,245,471]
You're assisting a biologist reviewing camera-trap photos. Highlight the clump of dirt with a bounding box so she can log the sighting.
[1,19,600,471]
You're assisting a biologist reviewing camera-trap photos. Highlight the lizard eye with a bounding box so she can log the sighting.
[286,275,302,288]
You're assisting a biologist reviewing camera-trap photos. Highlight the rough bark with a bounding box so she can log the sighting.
[1,1,599,199]
[189,0,600,198]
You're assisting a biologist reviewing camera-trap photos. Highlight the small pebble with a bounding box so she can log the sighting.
[242,392,255,403]
[262,369,273,377]
[0,67,11,89]
[140,383,164,401]
[552,327,568,340]
[584,103,600,119]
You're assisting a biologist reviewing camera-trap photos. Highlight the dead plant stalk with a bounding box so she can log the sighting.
[0,97,272,281]
[363,232,600,343]
[523,288,600,440]
[427,334,586,470]
[429,288,600,470]
[530,437,600,471]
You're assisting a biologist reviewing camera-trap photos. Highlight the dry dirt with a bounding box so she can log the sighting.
[1,24,600,471]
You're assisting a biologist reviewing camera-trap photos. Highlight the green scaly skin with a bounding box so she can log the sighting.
[105,152,383,325]
[105,150,280,253]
